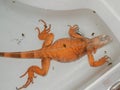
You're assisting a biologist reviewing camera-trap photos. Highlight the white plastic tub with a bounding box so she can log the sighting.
[0,0,120,90]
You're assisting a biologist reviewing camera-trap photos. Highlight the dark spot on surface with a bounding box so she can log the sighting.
[104,51,107,54]
[108,62,112,65]
[22,33,25,37]
[63,44,66,48]
[52,66,54,70]
[91,32,95,36]
[96,23,98,26]
[12,33,25,45]
[16,39,23,45]
[12,0,15,3]
[93,11,96,13]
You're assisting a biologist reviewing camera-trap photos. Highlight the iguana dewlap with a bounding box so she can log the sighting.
[0,20,112,90]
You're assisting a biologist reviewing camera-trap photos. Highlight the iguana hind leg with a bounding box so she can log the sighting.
[16,58,51,90]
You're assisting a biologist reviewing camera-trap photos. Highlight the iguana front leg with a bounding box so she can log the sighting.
[35,19,54,47]
[68,24,84,39]
[16,20,53,90]
[87,50,110,67]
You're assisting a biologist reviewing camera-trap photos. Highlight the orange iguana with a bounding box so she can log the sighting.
[0,20,112,90]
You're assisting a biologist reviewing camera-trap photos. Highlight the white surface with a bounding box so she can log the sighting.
[86,63,120,90]
[105,0,120,19]
[16,0,81,10]
[0,0,120,90]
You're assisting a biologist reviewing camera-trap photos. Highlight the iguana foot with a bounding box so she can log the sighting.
[35,19,51,40]
[16,66,37,90]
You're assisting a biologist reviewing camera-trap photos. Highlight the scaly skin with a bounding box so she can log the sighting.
[0,20,112,90]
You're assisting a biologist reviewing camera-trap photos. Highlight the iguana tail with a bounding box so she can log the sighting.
[0,50,42,59]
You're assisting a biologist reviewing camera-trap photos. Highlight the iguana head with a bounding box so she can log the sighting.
[87,34,112,51]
